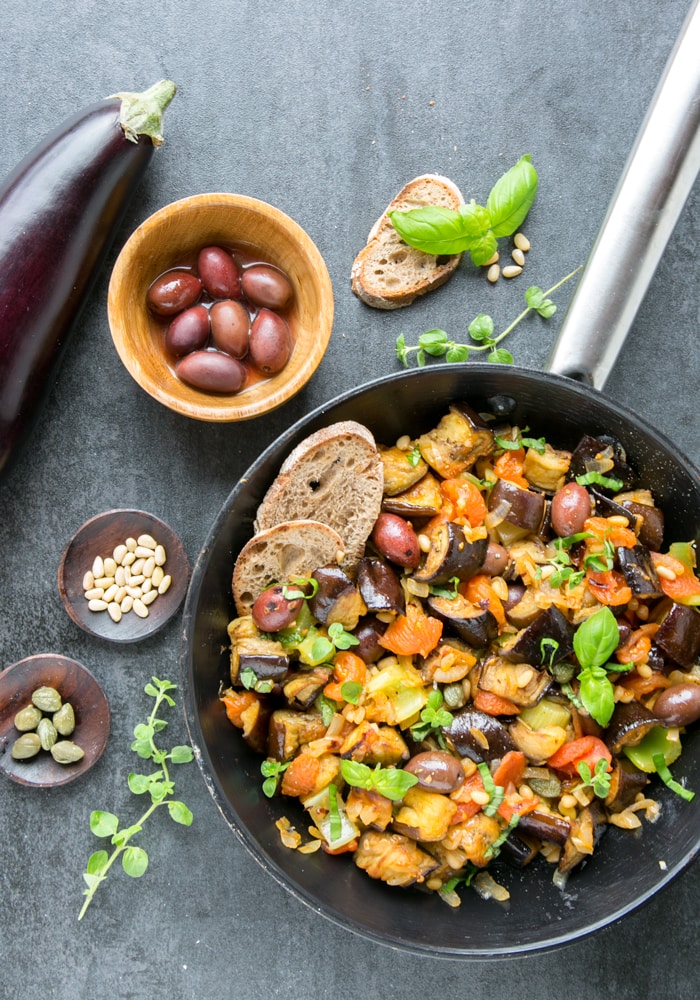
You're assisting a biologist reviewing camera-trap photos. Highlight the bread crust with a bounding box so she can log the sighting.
[351,174,465,310]
[254,420,383,569]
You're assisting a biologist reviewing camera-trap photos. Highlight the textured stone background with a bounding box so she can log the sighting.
[0,1,698,997]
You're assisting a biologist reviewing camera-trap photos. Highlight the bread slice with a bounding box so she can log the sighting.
[351,174,465,310]
[232,519,346,615]
[254,420,383,570]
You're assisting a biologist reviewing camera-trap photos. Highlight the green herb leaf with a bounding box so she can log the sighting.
[407,444,422,467]
[488,348,514,365]
[90,811,119,838]
[477,762,505,816]
[122,846,149,878]
[340,680,363,704]
[575,472,624,491]
[327,782,342,841]
[468,313,495,343]
[167,800,194,826]
[340,759,418,802]
[578,665,615,727]
[316,692,337,726]
[573,606,620,669]
[446,344,470,363]
[127,773,152,795]
[540,636,560,669]
[652,753,695,802]
[486,155,539,237]
[261,758,290,798]
[328,621,360,650]
[170,745,195,764]
[429,576,461,599]
[485,814,520,858]
[86,850,109,876]
[389,205,476,256]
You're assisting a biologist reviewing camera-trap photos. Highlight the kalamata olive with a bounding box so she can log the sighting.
[210,299,250,359]
[197,246,242,299]
[242,264,294,309]
[175,350,247,394]
[551,482,591,537]
[653,683,700,727]
[165,305,210,357]
[147,270,202,316]
[252,584,303,631]
[353,615,388,663]
[249,309,293,374]
[504,583,526,611]
[404,751,465,793]
[371,512,420,568]
[481,542,511,576]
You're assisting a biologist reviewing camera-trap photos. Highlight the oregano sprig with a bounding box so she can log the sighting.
[395,266,582,368]
[78,677,194,921]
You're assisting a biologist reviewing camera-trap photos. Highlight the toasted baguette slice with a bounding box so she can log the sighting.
[255,420,383,570]
[232,519,345,615]
[351,174,465,310]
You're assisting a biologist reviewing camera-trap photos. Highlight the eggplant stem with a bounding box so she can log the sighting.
[110,80,177,146]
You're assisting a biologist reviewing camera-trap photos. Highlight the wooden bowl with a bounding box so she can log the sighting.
[0,654,110,787]
[107,193,334,421]
[58,509,190,643]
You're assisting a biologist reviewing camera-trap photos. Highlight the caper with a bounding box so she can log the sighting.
[53,702,76,736]
[50,740,85,764]
[37,718,58,751]
[31,686,62,713]
[14,705,42,732]
[11,733,42,760]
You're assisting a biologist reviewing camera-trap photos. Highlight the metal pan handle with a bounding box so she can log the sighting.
[546,0,700,389]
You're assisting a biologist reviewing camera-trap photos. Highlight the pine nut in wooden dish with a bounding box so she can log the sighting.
[57,509,190,643]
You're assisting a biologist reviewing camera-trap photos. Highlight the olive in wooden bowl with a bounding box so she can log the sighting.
[107,193,334,421]
[0,654,110,788]
[57,509,190,643]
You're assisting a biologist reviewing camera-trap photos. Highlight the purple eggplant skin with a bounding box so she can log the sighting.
[0,81,176,482]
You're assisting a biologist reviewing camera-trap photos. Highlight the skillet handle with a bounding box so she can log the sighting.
[546,0,700,389]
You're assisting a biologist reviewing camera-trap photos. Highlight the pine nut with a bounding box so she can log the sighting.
[511,248,525,267]
[125,537,137,552]
[115,566,126,587]
[131,558,145,576]
[141,589,158,606]
[133,599,149,619]
[135,545,155,559]
[126,585,143,599]
[91,556,104,578]
[82,571,95,591]
[84,587,104,601]
[418,533,432,553]
[104,557,118,577]
[502,265,523,279]
[94,576,115,589]
[142,578,153,593]
[143,556,156,578]
[103,584,118,603]
[158,575,172,595]
[108,602,122,623]
[482,251,500,267]
[137,533,157,549]
[129,574,145,587]
[151,566,165,588]
[514,232,530,252]
[121,551,136,567]
[487,263,501,283]
[88,599,108,612]
[120,595,134,613]
[154,545,167,567]
[656,565,677,581]
[395,435,412,451]
[114,586,127,604]
[113,544,128,564]
[490,576,509,601]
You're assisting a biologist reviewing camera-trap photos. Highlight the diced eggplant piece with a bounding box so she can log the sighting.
[381,470,444,518]
[267,709,328,761]
[346,787,393,831]
[282,667,333,710]
[357,558,404,613]
[427,593,498,647]
[488,478,546,535]
[413,522,487,585]
[354,830,440,887]
[604,700,664,754]
[228,616,290,685]
[508,719,568,764]
[618,495,665,551]
[588,486,637,523]
[445,707,516,762]
[604,758,650,812]
[557,802,607,875]
[378,443,428,496]
[339,721,409,766]
[617,544,663,599]
[523,443,571,493]
[417,405,495,479]
[393,786,458,842]
[353,615,389,663]
[654,600,700,668]
[516,810,571,846]
[478,654,551,708]
[500,833,540,868]
[569,434,637,490]
[504,585,543,628]
[501,606,574,666]
[308,564,367,629]
[220,687,272,754]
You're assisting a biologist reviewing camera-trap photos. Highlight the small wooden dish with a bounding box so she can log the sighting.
[0,654,110,787]
[58,509,190,643]
[107,193,334,421]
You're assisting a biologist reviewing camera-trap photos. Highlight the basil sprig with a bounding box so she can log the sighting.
[389,155,538,265]
[340,760,418,801]
[572,606,621,726]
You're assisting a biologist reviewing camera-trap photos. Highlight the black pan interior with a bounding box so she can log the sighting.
[180,364,700,957]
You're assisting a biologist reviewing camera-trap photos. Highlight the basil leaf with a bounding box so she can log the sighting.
[575,471,625,491]
[573,606,619,668]
[389,206,472,255]
[371,767,418,802]
[578,665,615,727]
[456,200,493,237]
[340,759,372,789]
[467,230,499,266]
[486,155,539,237]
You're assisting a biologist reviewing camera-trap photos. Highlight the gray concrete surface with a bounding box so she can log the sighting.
[1,1,698,997]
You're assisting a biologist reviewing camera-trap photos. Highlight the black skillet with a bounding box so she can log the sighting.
[180,0,700,957]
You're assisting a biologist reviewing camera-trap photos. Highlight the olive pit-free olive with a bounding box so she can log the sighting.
[653,683,700,727]
[404,751,465,793]
[175,350,247,394]
[370,513,421,569]
[147,270,202,316]
[252,585,303,632]
[249,309,293,374]
[165,305,210,357]
[551,482,592,537]
[197,246,242,299]
[210,299,251,359]
[242,264,293,310]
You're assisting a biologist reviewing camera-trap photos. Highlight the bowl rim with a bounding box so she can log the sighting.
[107,192,334,422]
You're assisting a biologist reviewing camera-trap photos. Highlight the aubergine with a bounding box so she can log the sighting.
[413,521,487,585]
[427,592,498,647]
[568,433,637,490]
[604,700,664,754]
[654,600,700,668]
[501,606,574,666]
[0,81,176,481]
[445,707,516,762]
[617,545,663,599]
[353,615,389,663]
[618,496,665,550]
[357,558,404,613]
[308,564,367,628]
[604,758,650,812]
[488,478,547,535]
